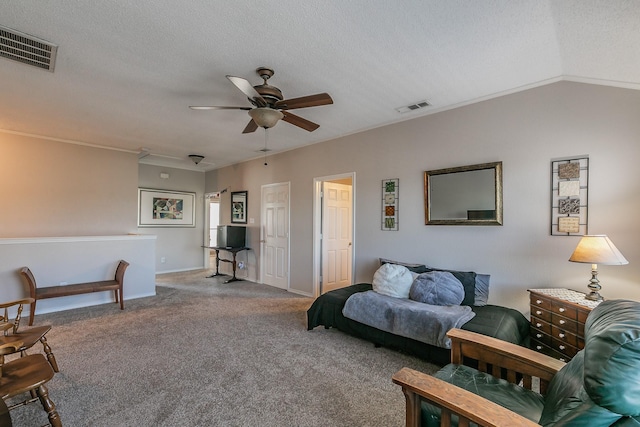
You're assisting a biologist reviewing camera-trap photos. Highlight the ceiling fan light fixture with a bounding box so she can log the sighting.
[188,154,205,165]
[248,108,284,129]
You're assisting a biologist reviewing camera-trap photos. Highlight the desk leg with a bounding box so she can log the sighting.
[224,251,243,283]
[207,249,228,278]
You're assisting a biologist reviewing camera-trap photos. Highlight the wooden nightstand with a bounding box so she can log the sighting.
[528,288,601,362]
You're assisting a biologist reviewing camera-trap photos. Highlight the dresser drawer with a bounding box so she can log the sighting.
[531,306,551,322]
[551,300,578,320]
[551,338,578,358]
[530,338,571,362]
[530,327,551,346]
[551,326,578,347]
[530,294,552,311]
[531,317,551,335]
[551,313,578,333]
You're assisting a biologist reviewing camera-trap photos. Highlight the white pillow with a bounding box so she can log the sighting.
[372,263,413,298]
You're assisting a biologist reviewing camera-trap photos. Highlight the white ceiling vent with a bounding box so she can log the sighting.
[0,25,58,72]
[395,100,431,114]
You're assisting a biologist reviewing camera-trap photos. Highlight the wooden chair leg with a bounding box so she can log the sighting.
[119,289,124,310]
[39,336,59,373]
[36,384,62,427]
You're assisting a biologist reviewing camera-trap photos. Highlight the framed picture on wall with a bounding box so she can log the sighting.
[231,191,248,224]
[138,188,196,227]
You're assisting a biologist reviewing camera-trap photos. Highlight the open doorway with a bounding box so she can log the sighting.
[204,192,221,267]
[312,172,355,297]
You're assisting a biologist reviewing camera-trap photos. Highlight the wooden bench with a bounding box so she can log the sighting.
[19,260,129,326]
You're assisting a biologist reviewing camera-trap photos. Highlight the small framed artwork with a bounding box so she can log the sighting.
[382,179,399,231]
[138,188,196,227]
[231,191,248,224]
[550,156,589,236]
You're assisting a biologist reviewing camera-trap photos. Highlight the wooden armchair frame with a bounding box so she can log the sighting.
[0,299,59,372]
[392,328,566,427]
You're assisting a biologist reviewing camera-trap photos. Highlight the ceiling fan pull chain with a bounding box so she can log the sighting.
[264,128,269,166]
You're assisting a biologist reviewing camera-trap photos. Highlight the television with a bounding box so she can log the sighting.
[217,225,246,248]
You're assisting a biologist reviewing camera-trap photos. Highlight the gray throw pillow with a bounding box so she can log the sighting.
[409,271,465,306]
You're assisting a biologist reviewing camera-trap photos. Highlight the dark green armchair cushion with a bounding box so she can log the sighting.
[421,364,544,427]
[538,299,640,426]
[583,299,640,417]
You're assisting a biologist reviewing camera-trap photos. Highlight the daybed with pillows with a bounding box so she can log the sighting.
[307,259,529,365]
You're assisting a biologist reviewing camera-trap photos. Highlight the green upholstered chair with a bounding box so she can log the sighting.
[393,299,640,426]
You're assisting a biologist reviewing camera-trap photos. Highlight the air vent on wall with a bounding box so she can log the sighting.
[0,25,58,72]
[395,100,431,114]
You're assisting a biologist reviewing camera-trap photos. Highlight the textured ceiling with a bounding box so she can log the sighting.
[1,1,639,171]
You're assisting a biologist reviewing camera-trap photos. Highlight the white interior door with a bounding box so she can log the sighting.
[321,182,352,293]
[261,182,289,290]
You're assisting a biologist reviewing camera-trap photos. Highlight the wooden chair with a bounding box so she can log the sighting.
[0,341,62,427]
[0,397,10,427]
[393,299,640,426]
[0,299,59,372]
[393,328,560,426]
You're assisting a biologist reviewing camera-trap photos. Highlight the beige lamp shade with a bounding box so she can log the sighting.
[569,235,628,265]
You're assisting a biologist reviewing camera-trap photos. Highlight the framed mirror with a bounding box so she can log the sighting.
[424,161,502,225]
[231,191,248,224]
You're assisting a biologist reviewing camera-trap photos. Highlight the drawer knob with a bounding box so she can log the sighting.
[536,334,542,338]
[536,310,542,315]
[559,333,565,338]
[559,320,566,325]
[536,299,542,304]
[559,307,566,312]
[536,323,542,328]
[536,346,542,350]
[560,358,567,362]
[559,345,566,350]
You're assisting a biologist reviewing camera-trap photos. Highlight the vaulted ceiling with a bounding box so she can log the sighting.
[1,1,638,171]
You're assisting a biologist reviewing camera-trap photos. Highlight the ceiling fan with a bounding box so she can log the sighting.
[190,67,333,133]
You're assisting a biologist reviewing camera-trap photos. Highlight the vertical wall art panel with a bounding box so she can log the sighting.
[551,156,589,236]
[382,178,399,230]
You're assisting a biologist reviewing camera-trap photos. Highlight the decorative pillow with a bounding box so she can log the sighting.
[409,271,465,306]
[474,274,491,306]
[372,263,414,298]
[425,267,477,306]
[379,258,429,274]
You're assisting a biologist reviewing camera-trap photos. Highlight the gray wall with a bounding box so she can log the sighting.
[0,133,138,236]
[138,164,206,273]
[207,81,640,312]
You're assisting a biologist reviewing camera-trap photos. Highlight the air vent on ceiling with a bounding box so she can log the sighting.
[395,100,431,114]
[0,25,58,72]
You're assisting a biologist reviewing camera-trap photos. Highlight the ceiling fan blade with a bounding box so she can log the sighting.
[226,75,267,107]
[281,111,320,132]
[275,93,333,110]
[242,119,259,134]
[189,106,252,110]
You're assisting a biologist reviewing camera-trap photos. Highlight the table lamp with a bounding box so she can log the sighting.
[569,235,628,301]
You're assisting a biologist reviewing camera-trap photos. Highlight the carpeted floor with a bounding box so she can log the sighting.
[6,270,439,426]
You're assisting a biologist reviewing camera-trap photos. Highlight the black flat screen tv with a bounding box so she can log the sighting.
[217,225,246,248]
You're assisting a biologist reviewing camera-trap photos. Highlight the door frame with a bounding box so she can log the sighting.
[312,172,356,298]
[260,181,291,289]
[203,192,221,267]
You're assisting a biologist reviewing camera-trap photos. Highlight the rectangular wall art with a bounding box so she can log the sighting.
[382,178,399,231]
[138,188,196,227]
[550,156,589,236]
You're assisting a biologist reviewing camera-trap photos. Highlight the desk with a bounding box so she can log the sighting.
[204,246,250,283]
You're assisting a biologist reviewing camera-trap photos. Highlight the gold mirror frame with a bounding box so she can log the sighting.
[424,161,503,225]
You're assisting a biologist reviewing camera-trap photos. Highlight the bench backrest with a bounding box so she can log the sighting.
[20,267,37,299]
